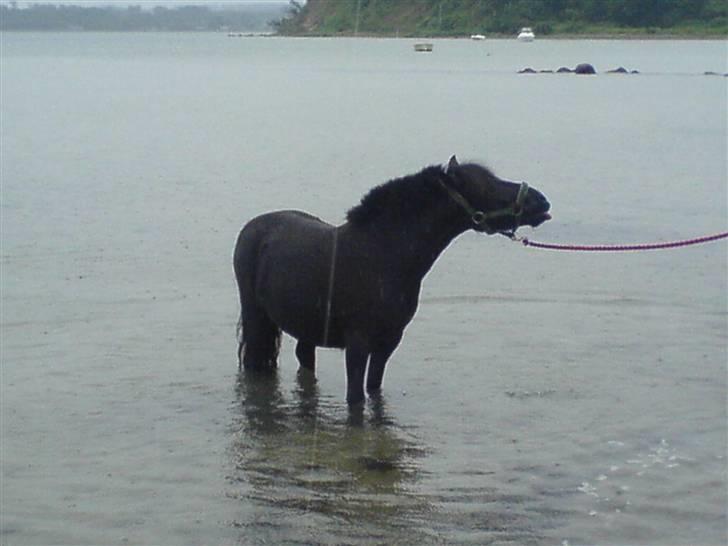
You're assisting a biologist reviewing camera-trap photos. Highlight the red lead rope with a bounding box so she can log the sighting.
[519,231,728,252]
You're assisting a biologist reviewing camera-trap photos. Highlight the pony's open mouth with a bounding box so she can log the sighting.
[525,211,551,228]
[496,212,551,237]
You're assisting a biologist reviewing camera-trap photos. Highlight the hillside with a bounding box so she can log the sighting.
[275,0,728,37]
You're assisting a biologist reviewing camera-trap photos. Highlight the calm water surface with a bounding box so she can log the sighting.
[1,33,726,545]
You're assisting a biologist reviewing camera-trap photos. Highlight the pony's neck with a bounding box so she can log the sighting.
[369,204,470,281]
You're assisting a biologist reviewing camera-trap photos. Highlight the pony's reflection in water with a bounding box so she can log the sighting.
[229,370,429,540]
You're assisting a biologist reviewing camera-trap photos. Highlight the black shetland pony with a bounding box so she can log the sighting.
[233,156,551,405]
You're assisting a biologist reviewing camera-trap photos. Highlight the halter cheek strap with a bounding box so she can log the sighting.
[438,179,529,234]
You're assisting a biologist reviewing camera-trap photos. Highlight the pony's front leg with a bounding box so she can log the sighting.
[366,335,402,393]
[345,334,370,406]
[295,340,316,373]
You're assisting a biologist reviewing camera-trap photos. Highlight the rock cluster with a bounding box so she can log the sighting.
[518,63,640,75]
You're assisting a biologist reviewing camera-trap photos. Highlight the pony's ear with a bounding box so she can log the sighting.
[443,155,459,174]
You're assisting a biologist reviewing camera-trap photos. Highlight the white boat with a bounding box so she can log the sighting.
[414,43,433,52]
[470,34,485,40]
[517,27,535,42]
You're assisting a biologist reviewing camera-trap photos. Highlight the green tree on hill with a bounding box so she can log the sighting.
[275,0,727,37]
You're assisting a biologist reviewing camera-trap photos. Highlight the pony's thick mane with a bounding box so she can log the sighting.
[346,165,447,226]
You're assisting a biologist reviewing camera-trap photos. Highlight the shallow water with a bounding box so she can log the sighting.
[1,34,726,545]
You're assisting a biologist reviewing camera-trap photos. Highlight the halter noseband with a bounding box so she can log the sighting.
[438,178,530,235]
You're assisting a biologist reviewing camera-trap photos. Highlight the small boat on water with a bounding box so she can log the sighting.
[517,27,535,42]
[414,43,433,52]
[470,34,486,40]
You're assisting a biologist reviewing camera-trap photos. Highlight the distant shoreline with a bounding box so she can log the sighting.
[1,30,726,41]
[279,33,726,41]
[276,27,727,40]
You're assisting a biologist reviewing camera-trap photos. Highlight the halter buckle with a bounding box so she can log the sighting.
[471,211,486,225]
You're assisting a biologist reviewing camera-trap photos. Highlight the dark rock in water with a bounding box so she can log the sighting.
[518,67,537,74]
[607,66,629,73]
[631,70,640,74]
[539,69,554,73]
[556,66,573,73]
[704,71,720,76]
[574,63,596,74]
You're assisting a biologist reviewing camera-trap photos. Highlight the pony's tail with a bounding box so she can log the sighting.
[235,280,281,370]
[238,307,281,371]
[233,226,281,371]
[236,311,244,369]
[234,230,249,370]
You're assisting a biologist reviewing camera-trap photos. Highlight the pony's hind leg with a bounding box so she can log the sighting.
[241,305,281,371]
[295,341,316,373]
